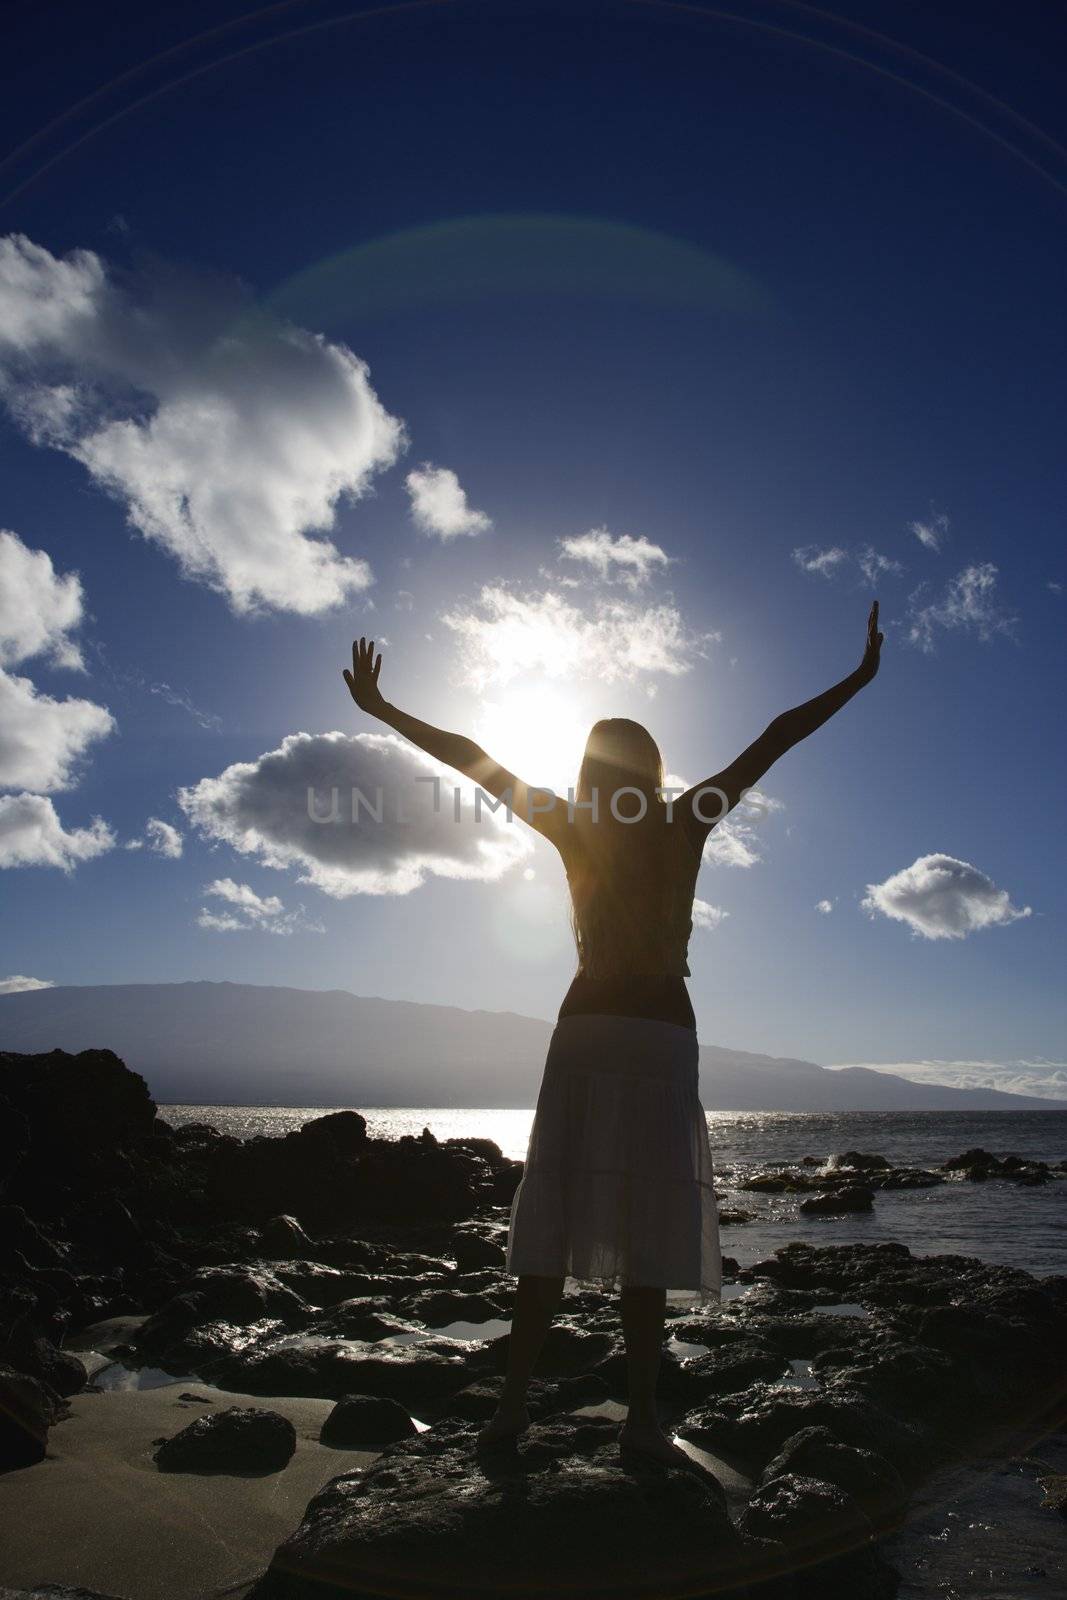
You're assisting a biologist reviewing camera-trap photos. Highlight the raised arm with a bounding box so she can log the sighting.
[680,602,883,838]
[342,638,565,842]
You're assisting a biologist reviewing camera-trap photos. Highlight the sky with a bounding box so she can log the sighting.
[1,0,1065,1094]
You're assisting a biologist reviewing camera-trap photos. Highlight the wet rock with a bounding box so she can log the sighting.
[868,1168,944,1190]
[258,1215,314,1258]
[252,1413,755,1600]
[154,1405,296,1473]
[759,1425,907,1529]
[669,1340,790,1399]
[479,1321,614,1379]
[0,1205,66,1271]
[0,1363,68,1471]
[833,1151,890,1171]
[437,1371,610,1423]
[942,1147,1051,1184]
[677,1381,923,1474]
[294,1112,367,1158]
[800,1185,874,1215]
[399,1289,505,1327]
[133,1264,308,1367]
[209,1334,474,1404]
[177,1265,308,1324]
[0,1335,86,1397]
[320,1394,417,1448]
[271,1264,376,1307]
[739,1473,898,1596]
[716,1207,755,1225]
[0,1586,133,1598]
[448,1230,506,1272]
[740,1171,809,1194]
[304,1298,417,1341]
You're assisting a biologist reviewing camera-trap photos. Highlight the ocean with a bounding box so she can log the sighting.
[161,1105,1067,1280]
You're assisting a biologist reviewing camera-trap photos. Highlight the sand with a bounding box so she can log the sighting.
[0,1381,375,1600]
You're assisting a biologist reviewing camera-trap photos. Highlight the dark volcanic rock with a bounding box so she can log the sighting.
[0,1334,86,1397]
[209,1335,474,1404]
[252,1413,757,1600]
[0,1587,133,1598]
[320,1394,417,1448]
[800,1185,874,1215]
[941,1147,1052,1184]
[0,1363,68,1471]
[479,1321,614,1380]
[400,1289,505,1327]
[678,1381,923,1474]
[436,1372,610,1423]
[832,1151,891,1171]
[759,1426,907,1529]
[448,1230,506,1272]
[294,1112,367,1158]
[668,1340,790,1400]
[739,1473,900,1596]
[258,1215,314,1257]
[154,1405,296,1473]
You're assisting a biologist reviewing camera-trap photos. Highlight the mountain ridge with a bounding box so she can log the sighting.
[2,981,1063,1112]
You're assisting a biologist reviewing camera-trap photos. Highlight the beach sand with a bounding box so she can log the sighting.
[0,1380,375,1600]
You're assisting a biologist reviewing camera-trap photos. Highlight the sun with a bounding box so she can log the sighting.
[474,685,592,795]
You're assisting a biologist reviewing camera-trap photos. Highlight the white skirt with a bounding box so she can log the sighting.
[506,1013,722,1304]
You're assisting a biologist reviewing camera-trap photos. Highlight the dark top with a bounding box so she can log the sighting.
[557,971,697,1032]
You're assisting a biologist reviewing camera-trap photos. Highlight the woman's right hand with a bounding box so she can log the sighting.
[343,636,386,715]
[858,601,884,683]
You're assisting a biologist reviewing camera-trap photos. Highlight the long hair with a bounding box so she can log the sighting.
[568,719,680,977]
[574,717,665,819]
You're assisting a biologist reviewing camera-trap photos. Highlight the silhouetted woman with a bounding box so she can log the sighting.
[343,602,883,1465]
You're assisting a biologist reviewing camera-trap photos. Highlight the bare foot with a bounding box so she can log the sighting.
[476,1405,530,1447]
[618,1421,702,1473]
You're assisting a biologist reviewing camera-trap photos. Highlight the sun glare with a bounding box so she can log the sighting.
[475,686,592,794]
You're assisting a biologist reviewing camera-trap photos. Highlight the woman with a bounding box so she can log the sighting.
[343,601,883,1465]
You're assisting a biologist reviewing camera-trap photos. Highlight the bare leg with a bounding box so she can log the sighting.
[477,1272,565,1444]
[618,1284,694,1465]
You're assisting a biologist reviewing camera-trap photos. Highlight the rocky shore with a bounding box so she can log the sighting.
[2,1048,1066,1600]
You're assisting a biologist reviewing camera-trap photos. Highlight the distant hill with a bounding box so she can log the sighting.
[2,982,1064,1111]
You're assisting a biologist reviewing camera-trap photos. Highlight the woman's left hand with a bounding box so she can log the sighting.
[343,636,386,715]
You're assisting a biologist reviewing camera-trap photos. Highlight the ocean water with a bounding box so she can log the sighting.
[161,1105,1067,1279]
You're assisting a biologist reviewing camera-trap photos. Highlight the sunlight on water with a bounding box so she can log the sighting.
[161,1105,1067,1277]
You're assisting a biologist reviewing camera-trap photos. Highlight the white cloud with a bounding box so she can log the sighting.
[906,562,1016,652]
[792,543,902,586]
[0,792,114,871]
[145,817,183,858]
[558,528,670,589]
[700,789,783,869]
[815,898,834,914]
[691,898,728,930]
[196,875,322,934]
[443,584,717,691]
[0,234,404,616]
[179,729,531,898]
[0,974,55,994]
[857,547,903,586]
[1048,580,1063,595]
[405,464,490,539]
[861,853,1031,940]
[0,528,86,670]
[0,530,113,797]
[197,909,247,933]
[825,1057,1067,1103]
[909,512,949,551]
[792,545,848,578]
[0,667,115,792]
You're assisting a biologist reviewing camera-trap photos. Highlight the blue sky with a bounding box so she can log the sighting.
[1,0,1064,1092]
